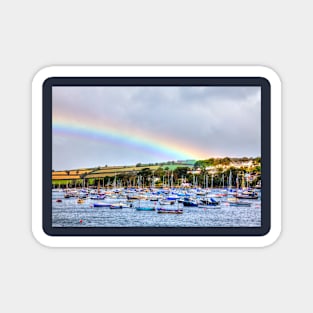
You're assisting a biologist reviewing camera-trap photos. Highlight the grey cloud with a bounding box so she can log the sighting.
[53,86,261,169]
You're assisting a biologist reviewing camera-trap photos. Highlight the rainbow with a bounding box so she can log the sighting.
[53,117,209,162]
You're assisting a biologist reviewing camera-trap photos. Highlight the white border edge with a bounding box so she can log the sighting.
[32,65,281,248]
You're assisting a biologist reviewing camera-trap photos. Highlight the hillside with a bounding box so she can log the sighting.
[52,161,195,182]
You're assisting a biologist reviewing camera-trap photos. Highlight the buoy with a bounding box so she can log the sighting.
[79,219,83,224]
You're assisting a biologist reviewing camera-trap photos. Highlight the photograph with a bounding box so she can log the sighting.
[51,85,262,228]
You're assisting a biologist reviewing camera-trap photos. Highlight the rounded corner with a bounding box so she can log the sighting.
[31,226,54,248]
[32,66,58,88]
[259,225,282,248]
[256,65,282,87]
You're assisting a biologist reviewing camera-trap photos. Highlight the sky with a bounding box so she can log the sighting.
[52,86,261,170]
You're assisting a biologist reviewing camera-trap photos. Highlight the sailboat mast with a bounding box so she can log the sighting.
[242,172,245,189]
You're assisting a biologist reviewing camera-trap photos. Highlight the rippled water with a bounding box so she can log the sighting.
[52,191,261,227]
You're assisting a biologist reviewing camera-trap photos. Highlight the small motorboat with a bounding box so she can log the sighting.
[135,207,155,211]
[157,208,183,214]
[110,202,130,209]
[56,199,62,203]
[235,189,259,199]
[77,199,84,204]
[235,193,258,200]
[93,202,112,208]
[159,200,175,205]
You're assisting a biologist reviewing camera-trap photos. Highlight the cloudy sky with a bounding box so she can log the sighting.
[52,86,261,170]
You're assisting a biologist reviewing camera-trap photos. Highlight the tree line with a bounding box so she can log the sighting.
[53,162,261,189]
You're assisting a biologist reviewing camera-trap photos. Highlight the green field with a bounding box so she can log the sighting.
[53,163,194,181]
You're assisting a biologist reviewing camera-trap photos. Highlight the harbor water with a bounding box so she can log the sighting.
[52,189,261,227]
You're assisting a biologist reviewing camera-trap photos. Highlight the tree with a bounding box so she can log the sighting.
[154,167,165,179]
[138,168,152,179]
[173,167,189,179]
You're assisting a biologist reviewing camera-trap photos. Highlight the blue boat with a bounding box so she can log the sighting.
[93,202,111,207]
[182,198,198,207]
[167,195,180,200]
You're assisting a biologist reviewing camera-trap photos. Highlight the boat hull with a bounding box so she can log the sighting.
[235,195,258,199]
[135,207,155,211]
[157,208,183,214]
[198,205,221,209]
[229,202,251,207]
[182,201,198,207]
[93,203,112,207]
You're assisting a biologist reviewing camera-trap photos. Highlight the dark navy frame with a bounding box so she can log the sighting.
[42,77,270,236]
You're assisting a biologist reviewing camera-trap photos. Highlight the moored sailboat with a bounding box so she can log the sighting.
[198,197,221,209]
[227,197,251,207]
